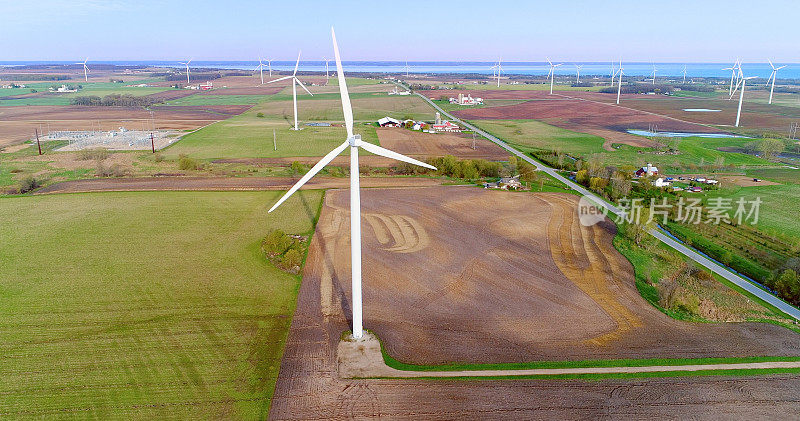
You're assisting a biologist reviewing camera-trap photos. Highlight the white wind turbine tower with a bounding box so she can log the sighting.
[75,58,89,82]
[649,63,658,85]
[547,58,562,95]
[615,60,624,105]
[179,59,192,84]
[268,27,436,340]
[254,58,267,85]
[682,65,687,83]
[766,59,787,105]
[730,66,757,127]
[267,51,314,131]
[574,64,584,84]
[403,61,411,78]
[323,58,330,80]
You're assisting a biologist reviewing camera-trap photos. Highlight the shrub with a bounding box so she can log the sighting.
[256,112,265,118]
[154,153,164,162]
[178,154,202,171]
[77,148,109,161]
[280,249,303,271]
[19,176,40,193]
[96,162,128,177]
[290,161,307,175]
[262,229,294,256]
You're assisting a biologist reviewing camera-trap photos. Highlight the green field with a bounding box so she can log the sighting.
[164,94,271,106]
[472,119,607,155]
[709,182,800,239]
[0,190,322,418]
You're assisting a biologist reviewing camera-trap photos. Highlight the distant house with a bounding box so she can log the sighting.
[634,163,658,177]
[484,175,522,190]
[652,177,671,187]
[431,121,461,133]
[388,86,410,96]
[377,116,402,127]
[199,81,213,91]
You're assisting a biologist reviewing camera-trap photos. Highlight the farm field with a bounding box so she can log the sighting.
[270,185,800,419]
[709,182,800,239]
[375,127,508,161]
[0,190,322,418]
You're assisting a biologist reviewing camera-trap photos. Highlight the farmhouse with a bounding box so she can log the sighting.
[377,116,402,127]
[431,120,461,132]
[388,86,411,96]
[634,163,658,177]
[484,175,522,190]
[652,177,671,187]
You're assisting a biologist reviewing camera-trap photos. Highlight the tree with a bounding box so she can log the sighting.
[610,174,631,199]
[576,169,589,185]
[758,138,784,159]
[775,269,800,305]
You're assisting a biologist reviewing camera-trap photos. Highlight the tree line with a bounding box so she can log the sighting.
[70,94,158,107]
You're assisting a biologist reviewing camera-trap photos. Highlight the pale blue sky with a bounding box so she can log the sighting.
[3,0,798,62]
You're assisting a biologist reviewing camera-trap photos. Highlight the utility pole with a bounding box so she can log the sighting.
[35,128,42,155]
[273,129,277,151]
[150,133,155,153]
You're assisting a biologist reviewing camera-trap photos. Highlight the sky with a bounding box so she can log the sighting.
[2,0,798,63]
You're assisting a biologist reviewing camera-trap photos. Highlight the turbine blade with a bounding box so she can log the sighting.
[331,27,354,138]
[293,51,301,75]
[358,141,436,170]
[268,140,350,213]
[295,78,313,96]
[266,75,293,84]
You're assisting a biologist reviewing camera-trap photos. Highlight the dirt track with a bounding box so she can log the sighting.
[269,186,800,419]
[35,176,446,195]
[376,128,508,160]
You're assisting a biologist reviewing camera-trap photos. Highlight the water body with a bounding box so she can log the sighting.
[627,130,749,139]
[683,109,722,112]
[1,61,799,80]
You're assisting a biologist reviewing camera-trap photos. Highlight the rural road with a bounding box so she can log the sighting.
[417,92,800,322]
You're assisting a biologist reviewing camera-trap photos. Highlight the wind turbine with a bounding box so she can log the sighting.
[722,59,740,98]
[179,59,192,84]
[254,58,267,85]
[615,60,624,105]
[547,58,562,95]
[268,28,436,340]
[730,66,756,127]
[403,61,411,78]
[682,65,687,84]
[267,51,314,130]
[766,59,787,105]
[323,58,330,80]
[574,64,584,84]
[610,61,616,86]
[491,58,503,87]
[650,63,658,85]
[75,58,89,82]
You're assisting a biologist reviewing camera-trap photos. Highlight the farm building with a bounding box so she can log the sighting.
[431,121,461,133]
[484,175,522,190]
[652,177,671,187]
[634,163,658,177]
[449,93,483,106]
[377,117,402,127]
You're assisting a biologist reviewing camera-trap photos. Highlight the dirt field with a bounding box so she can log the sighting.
[375,128,508,160]
[451,97,728,149]
[0,105,251,147]
[35,176,446,194]
[269,186,800,419]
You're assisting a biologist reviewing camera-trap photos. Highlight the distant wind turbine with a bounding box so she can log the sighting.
[490,58,503,87]
[730,66,757,127]
[610,61,616,86]
[179,59,192,84]
[75,58,89,82]
[766,59,787,105]
[650,63,658,85]
[267,51,313,130]
[615,60,624,105]
[268,27,436,340]
[254,58,267,84]
[547,58,562,95]
[403,61,411,78]
[682,65,687,84]
[574,64,583,84]
[722,59,740,98]
[323,58,330,80]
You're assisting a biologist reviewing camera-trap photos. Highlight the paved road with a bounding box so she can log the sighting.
[418,93,800,321]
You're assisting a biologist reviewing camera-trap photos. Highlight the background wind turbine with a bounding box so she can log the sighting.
[323,58,330,80]
[254,58,267,84]
[730,66,756,127]
[766,59,787,105]
[491,58,503,87]
[574,64,583,84]
[722,59,740,98]
[267,28,436,340]
[267,51,314,130]
[615,60,624,105]
[179,59,192,84]
[650,63,658,85]
[403,61,411,78]
[610,61,616,86]
[75,58,89,82]
[682,65,687,84]
[547,58,562,95]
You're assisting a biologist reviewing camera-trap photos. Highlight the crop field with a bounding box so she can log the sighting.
[269,185,800,419]
[0,190,323,418]
[709,183,800,239]
[375,128,508,161]
[163,94,273,106]
[250,94,436,122]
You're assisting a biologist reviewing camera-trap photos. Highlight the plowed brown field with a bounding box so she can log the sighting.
[269,186,800,419]
[375,128,508,160]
